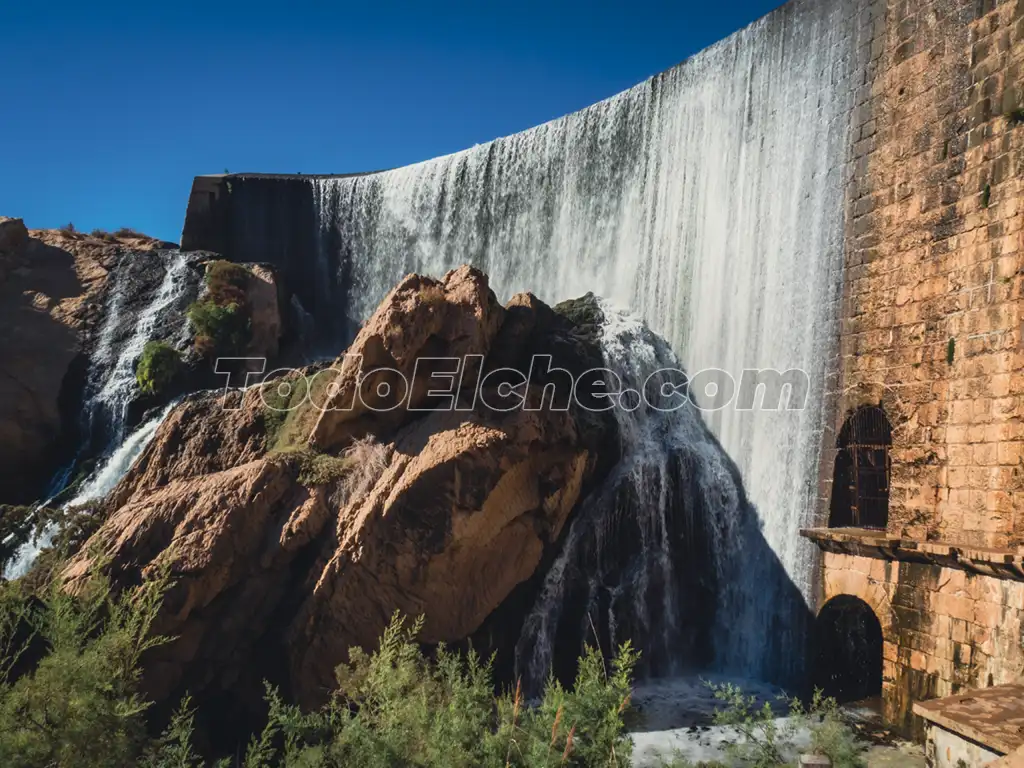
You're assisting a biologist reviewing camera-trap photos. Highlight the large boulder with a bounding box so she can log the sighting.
[244,264,282,361]
[307,265,505,451]
[61,266,618,718]
[289,398,588,705]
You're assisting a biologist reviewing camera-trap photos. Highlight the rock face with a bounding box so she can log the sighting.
[308,265,505,451]
[62,266,617,717]
[244,264,282,361]
[0,222,172,503]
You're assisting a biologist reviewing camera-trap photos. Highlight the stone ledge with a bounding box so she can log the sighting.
[800,527,1024,581]
[912,683,1024,756]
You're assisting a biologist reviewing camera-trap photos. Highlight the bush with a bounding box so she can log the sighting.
[0,577,640,767]
[187,300,249,357]
[260,373,310,450]
[136,341,183,396]
[704,681,867,768]
[187,260,253,357]
[0,565,172,767]
[242,613,638,767]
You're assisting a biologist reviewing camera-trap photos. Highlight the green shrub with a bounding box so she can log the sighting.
[260,373,311,450]
[0,565,172,767]
[187,260,253,358]
[242,613,639,768]
[704,681,867,768]
[136,341,183,396]
[187,300,249,357]
[0,567,640,768]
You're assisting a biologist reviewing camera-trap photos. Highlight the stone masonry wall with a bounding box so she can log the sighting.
[825,0,1024,547]
[821,550,1024,735]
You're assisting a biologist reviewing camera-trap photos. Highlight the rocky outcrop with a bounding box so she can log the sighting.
[308,265,505,451]
[0,221,172,503]
[62,266,618,715]
[289,400,588,706]
[244,264,282,361]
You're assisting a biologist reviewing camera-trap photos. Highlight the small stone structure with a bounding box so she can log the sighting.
[913,683,1024,766]
[803,528,1024,736]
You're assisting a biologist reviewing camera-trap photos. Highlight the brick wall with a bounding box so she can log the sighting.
[828,0,1024,547]
[821,550,1024,734]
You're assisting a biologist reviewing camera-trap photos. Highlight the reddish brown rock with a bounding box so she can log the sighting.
[107,388,271,510]
[307,265,505,451]
[61,268,614,717]
[244,264,282,361]
[0,222,170,503]
[290,398,587,705]
[63,457,317,701]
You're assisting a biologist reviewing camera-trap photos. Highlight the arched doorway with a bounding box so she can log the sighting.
[829,405,891,529]
[813,595,883,703]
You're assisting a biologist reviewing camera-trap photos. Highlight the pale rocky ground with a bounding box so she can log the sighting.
[628,679,925,767]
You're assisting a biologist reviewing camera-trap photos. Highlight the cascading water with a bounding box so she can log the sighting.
[3,250,197,580]
[515,305,805,689]
[2,403,176,580]
[302,0,865,681]
[85,249,192,450]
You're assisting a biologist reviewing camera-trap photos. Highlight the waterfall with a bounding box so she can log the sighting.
[514,305,803,687]
[69,400,178,507]
[2,403,176,581]
[85,249,192,449]
[303,0,862,677]
[3,250,196,581]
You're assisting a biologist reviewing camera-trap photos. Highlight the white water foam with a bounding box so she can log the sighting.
[1,389,177,581]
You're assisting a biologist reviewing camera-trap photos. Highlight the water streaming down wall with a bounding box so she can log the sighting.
[299,0,862,665]
[2,403,178,580]
[514,304,807,688]
[180,0,868,680]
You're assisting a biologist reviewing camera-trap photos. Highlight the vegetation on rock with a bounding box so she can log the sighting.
[136,341,183,396]
[259,372,312,451]
[187,260,252,357]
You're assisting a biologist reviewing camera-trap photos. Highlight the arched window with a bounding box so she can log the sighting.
[813,595,883,703]
[829,405,891,529]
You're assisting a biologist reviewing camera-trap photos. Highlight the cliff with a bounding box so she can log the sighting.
[0,220,174,502]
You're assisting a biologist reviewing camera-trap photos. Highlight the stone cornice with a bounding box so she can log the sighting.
[801,527,1024,581]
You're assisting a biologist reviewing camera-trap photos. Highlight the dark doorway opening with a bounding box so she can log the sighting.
[829,405,892,529]
[813,595,883,703]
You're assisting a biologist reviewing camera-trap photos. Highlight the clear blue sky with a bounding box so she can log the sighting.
[2,0,781,243]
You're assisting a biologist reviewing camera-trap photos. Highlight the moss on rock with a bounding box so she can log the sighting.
[136,341,182,396]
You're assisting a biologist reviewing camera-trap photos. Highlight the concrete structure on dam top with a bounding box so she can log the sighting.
[181,0,1024,760]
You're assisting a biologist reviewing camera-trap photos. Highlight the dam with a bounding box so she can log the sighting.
[180,0,1024,744]
[183,0,864,621]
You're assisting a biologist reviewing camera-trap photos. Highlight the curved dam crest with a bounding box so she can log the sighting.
[182,0,870,658]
